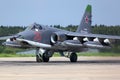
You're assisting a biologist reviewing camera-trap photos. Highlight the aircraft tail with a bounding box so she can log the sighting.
[76,5,92,34]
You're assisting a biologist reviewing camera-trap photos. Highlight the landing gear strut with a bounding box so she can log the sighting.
[36,55,42,62]
[70,53,77,62]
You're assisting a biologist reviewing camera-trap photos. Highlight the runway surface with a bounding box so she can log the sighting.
[0,57,120,80]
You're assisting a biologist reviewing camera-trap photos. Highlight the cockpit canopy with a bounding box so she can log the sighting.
[26,23,43,31]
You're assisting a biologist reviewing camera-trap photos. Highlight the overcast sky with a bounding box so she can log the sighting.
[0,0,120,26]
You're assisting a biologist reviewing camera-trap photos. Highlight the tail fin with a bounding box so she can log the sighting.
[76,5,92,34]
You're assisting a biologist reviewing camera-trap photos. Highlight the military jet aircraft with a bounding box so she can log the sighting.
[1,5,120,62]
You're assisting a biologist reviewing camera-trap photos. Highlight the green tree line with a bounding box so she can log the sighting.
[0,25,25,36]
[1,25,120,36]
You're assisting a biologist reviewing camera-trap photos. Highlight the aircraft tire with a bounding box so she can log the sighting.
[42,53,49,62]
[70,53,77,62]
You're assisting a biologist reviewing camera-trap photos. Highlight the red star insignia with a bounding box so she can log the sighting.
[34,31,41,42]
[85,16,89,24]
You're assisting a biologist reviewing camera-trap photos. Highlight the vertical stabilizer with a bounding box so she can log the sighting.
[76,5,92,34]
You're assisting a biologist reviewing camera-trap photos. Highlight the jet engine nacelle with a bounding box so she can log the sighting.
[51,33,67,44]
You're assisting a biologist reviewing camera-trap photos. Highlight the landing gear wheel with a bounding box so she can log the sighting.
[42,53,50,62]
[36,55,43,62]
[35,48,50,62]
[70,53,77,62]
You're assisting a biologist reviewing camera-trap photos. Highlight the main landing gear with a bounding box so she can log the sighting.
[70,53,77,62]
[63,52,78,62]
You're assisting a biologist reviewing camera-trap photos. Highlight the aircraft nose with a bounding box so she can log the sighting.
[17,31,35,40]
[2,37,21,47]
[9,33,24,41]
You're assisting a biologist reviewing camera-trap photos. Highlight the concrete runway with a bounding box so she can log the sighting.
[0,57,120,80]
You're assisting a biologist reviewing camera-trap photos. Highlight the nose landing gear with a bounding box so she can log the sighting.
[35,48,50,62]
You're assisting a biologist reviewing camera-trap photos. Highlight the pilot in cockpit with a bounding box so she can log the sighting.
[27,23,42,31]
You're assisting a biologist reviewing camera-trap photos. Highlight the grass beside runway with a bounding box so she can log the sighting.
[0,52,120,57]
[0,53,35,57]
[53,52,120,57]
[77,52,120,57]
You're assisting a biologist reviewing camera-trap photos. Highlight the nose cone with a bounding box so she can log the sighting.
[2,30,34,47]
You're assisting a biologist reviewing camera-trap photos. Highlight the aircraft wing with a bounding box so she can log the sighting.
[67,32,120,40]
[16,38,52,49]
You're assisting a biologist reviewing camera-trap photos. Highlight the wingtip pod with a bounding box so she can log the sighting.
[86,5,92,13]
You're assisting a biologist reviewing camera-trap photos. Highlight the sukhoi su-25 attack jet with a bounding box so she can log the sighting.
[1,5,120,62]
